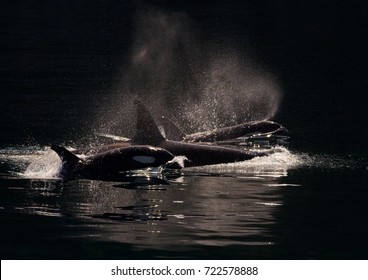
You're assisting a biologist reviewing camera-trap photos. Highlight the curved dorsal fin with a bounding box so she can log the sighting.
[159,116,186,141]
[132,100,165,146]
[50,145,81,179]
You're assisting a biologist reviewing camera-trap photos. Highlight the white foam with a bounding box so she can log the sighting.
[184,147,302,175]
[167,155,189,169]
[23,150,62,179]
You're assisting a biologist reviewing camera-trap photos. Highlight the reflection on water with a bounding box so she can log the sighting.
[0,147,367,259]
[0,173,283,244]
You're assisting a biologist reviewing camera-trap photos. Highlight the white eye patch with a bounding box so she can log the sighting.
[132,156,156,164]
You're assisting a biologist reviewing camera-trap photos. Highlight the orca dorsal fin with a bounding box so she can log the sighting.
[159,116,186,141]
[132,100,165,146]
[50,145,82,178]
[51,145,81,164]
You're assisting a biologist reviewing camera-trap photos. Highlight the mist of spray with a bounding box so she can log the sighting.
[180,52,283,131]
[96,7,201,137]
[97,6,283,136]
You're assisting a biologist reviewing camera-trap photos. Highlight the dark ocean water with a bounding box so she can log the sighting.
[1,1,367,260]
[0,147,367,259]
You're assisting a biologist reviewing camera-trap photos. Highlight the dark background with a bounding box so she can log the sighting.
[0,0,367,153]
[0,0,368,261]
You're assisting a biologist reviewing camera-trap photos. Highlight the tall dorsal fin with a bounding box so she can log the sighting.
[132,100,165,145]
[50,145,81,179]
[159,116,186,141]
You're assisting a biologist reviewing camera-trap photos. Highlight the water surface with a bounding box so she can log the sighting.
[1,147,367,259]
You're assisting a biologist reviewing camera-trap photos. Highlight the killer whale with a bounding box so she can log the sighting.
[159,116,288,143]
[95,113,288,145]
[50,144,175,180]
[132,100,273,168]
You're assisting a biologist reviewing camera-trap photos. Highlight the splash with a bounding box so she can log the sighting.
[0,146,44,175]
[167,155,189,169]
[185,147,301,176]
[180,53,283,131]
[183,148,368,176]
[295,152,366,170]
[23,150,62,179]
[96,7,201,136]
[96,6,283,136]
[0,146,62,179]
